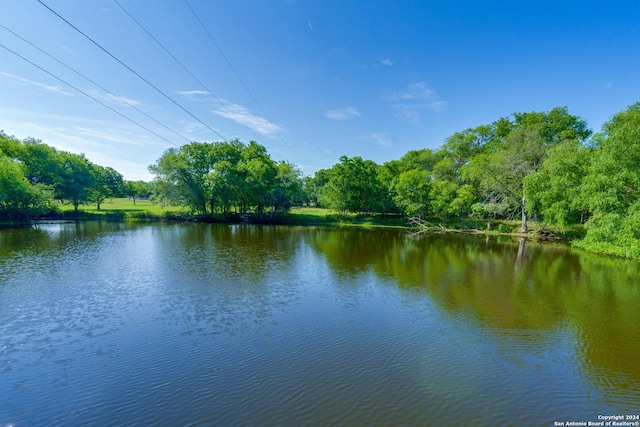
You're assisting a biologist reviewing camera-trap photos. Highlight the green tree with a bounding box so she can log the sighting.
[304,169,331,207]
[320,156,382,214]
[393,169,431,218]
[149,142,215,214]
[89,165,124,209]
[376,160,402,216]
[466,107,591,231]
[56,152,96,212]
[524,139,589,229]
[124,180,150,205]
[20,138,62,187]
[203,160,240,213]
[0,131,24,159]
[149,140,294,216]
[396,148,440,172]
[269,161,303,215]
[236,141,278,214]
[576,102,640,258]
[0,154,52,219]
[427,127,490,219]
[203,140,244,213]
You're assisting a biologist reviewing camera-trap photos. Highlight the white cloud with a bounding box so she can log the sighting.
[213,103,281,138]
[75,127,149,146]
[380,59,393,66]
[1,72,73,96]
[104,93,142,107]
[325,106,361,120]
[177,90,210,97]
[178,120,208,136]
[369,132,394,147]
[85,89,143,107]
[384,81,446,125]
[384,81,439,102]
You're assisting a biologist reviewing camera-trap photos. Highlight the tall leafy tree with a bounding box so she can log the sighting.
[124,180,150,205]
[203,140,244,213]
[524,139,590,229]
[393,169,431,218]
[0,154,52,219]
[467,107,591,231]
[89,165,124,209]
[149,140,298,216]
[0,131,23,159]
[236,141,278,214]
[269,161,303,215]
[576,102,640,257]
[428,126,491,218]
[20,138,62,187]
[149,142,214,214]
[56,152,96,212]
[304,169,331,207]
[376,160,402,216]
[320,156,382,214]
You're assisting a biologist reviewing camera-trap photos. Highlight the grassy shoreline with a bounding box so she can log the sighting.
[18,198,577,239]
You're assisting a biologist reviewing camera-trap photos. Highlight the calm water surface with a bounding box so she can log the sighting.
[1,222,639,426]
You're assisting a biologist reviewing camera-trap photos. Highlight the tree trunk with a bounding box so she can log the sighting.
[520,194,528,232]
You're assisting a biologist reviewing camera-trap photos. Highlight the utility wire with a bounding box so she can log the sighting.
[112,0,265,144]
[0,42,180,147]
[184,0,285,143]
[0,22,192,145]
[36,0,228,142]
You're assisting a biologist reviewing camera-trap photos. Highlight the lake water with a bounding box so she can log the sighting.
[1,222,639,426]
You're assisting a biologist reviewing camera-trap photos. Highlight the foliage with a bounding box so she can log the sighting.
[149,140,302,216]
[0,155,52,219]
[465,107,591,231]
[575,102,640,258]
[319,156,382,214]
[0,132,126,219]
[89,165,124,209]
[270,161,304,214]
[392,169,431,218]
[55,151,96,211]
[124,180,151,205]
[524,139,589,229]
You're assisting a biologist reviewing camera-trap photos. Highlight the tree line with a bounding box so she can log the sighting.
[302,103,640,258]
[2,101,639,258]
[148,140,304,217]
[0,132,150,220]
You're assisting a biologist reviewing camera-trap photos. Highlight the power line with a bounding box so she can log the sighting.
[0,42,180,147]
[112,0,265,144]
[36,0,229,142]
[0,22,193,145]
[184,0,285,143]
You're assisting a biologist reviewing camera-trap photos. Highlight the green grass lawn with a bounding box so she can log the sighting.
[58,198,188,217]
[289,206,340,217]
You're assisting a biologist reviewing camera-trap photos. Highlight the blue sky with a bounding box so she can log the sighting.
[1,1,639,180]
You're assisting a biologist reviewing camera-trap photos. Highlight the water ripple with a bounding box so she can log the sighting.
[1,224,639,426]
